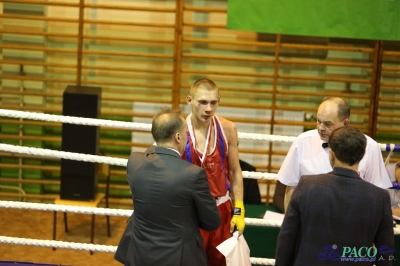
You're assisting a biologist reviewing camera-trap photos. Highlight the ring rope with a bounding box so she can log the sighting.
[0,108,398,150]
[0,109,151,131]
[0,143,278,180]
[0,109,295,142]
[249,258,276,265]
[0,200,278,227]
[0,236,116,253]
[0,143,128,167]
[379,143,400,153]
[0,200,132,217]
[2,200,400,234]
[0,236,276,265]
[242,171,278,180]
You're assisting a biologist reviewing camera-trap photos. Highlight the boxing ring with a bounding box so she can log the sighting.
[0,108,399,266]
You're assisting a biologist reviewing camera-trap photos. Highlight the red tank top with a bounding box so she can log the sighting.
[182,115,230,198]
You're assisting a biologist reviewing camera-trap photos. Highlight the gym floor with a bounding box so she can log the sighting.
[0,207,129,266]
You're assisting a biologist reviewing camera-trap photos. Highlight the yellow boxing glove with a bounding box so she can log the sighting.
[230,200,245,233]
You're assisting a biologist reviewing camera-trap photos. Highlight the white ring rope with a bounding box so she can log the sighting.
[0,236,117,253]
[237,132,296,143]
[0,109,152,131]
[242,171,278,180]
[0,200,132,217]
[0,143,128,167]
[2,200,400,234]
[3,109,399,148]
[0,143,277,180]
[0,236,275,265]
[0,200,277,227]
[250,258,276,265]
[0,109,294,142]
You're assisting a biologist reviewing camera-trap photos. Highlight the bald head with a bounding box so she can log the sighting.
[320,97,350,121]
[151,108,185,144]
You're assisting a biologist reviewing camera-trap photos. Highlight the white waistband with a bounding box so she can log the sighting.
[216,191,230,206]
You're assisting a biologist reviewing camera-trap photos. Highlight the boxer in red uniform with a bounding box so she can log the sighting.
[182,78,245,266]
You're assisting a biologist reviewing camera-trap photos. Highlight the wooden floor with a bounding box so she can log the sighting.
[0,206,130,265]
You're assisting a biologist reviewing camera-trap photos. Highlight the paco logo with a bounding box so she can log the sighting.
[318,244,396,263]
[342,246,377,258]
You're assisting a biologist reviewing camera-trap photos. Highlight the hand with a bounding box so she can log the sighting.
[230,200,245,235]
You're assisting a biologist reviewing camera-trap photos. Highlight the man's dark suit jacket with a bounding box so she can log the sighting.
[115,146,221,266]
[275,167,394,266]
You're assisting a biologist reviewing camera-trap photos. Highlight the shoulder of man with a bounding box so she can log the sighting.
[287,129,320,150]
[299,173,332,185]
[216,115,235,129]
[215,115,237,136]
[296,129,318,139]
[299,174,317,183]
[128,150,145,159]
[363,133,380,148]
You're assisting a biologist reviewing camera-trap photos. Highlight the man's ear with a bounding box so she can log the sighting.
[186,95,192,106]
[329,149,335,166]
[174,132,181,143]
[343,119,350,126]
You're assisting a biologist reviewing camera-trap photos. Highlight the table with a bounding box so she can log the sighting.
[244,205,281,259]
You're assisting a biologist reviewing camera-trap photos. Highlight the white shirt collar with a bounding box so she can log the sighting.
[166,148,181,156]
[153,142,180,156]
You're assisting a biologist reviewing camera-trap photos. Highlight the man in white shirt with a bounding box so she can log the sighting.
[278,97,392,211]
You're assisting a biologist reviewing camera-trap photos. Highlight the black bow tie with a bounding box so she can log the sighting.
[322,143,329,148]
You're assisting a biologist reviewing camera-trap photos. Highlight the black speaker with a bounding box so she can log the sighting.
[60,85,101,201]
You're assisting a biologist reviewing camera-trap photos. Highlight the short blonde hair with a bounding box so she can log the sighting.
[190,78,218,97]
